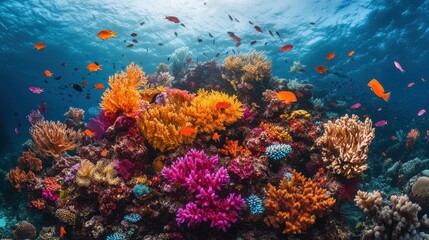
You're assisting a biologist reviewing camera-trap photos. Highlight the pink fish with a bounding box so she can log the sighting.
[417,109,426,116]
[350,103,361,109]
[29,86,44,94]
[14,127,19,135]
[393,61,405,73]
[375,120,388,127]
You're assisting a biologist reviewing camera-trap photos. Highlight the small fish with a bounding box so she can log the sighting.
[181,126,197,136]
[215,52,220,57]
[368,79,391,102]
[165,16,180,23]
[347,50,355,57]
[132,39,138,43]
[73,67,79,71]
[80,81,88,85]
[394,61,405,73]
[228,15,233,21]
[84,129,96,137]
[268,30,274,36]
[14,127,19,135]
[44,70,53,77]
[185,58,192,64]
[276,91,297,104]
[181,23,186,27]
[61,62,67,66]
[54,75,62,80]
[391,135,397,141]
[375,120,388,127]
[197,38,203,43]
[315,65,329,74]
[326,52,335,60]
[299,69,306,73]
[158,43,164,46]
[29,86,44,94]
[208,33,213,38]
[213,39,215,45]
[254,26,263,32]
[97,30,116,40]
[212,132,221,142]
[236,41,241,47]
[421,77,426,82]
[279,44,293,52]
[174,32,178,37]
[126,44,134,48]
[363,114,369,119]
[100,149,108,157]
[131,32,137,37]
[250,40,257,45]
[140,21,145,26]
[310,22,316,25]
[154,92,167,106]
[34,42,46,50]
[275,31,281,38]
[232,49,236,54]
[417,109,426,116]
[72,84,83,92]
[87,62,102,72]
[167,57,170,61]
[407,82,415,87]
[93,83,104,89]
[265,42,268,46]
[234,18,239,22]
[350,103,361,109]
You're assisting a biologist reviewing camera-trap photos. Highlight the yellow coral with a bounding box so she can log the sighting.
[92,161,120,186]
[316,114,375,179]
[100,62,147,116]
[265,170,335,234]
[76,159,95,187]
[223,51,272,84]
[139,86,165,102]
[184,89,243,133]
[280,110,310,120]
[260,122,293,143]
[30,120,82,158]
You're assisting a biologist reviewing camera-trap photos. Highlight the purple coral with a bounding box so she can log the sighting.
[162,149,244,232]
[42,189,59,201]
[26,110,44,126]
[114,159,135,181]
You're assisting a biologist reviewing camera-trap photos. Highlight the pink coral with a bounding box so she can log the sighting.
[162,149,244,231]
[227,157,254,181]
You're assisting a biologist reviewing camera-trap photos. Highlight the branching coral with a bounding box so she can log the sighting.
[355,190,429,239]
[7,167,36,191]
[265,170,335,234]
[224,51,272,84]
[100,62,147,116]
[315,114,375,179]
[30,120,82,158]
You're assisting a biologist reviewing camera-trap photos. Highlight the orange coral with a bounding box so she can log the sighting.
[17,150,42,172]
[7,167,36,191]
[43,177,61,192]
[30,120,82,158]
[265,170,335,234]
[218,138,251,157]
[406,128,420,150]
[100,62,147,116]
[31,199,46,210]
[260,122,293,143]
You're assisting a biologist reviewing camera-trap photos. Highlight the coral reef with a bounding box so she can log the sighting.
[316,114,375,179]
[13,221,36,240]
[224,51,272,84]
[411,176,429,207]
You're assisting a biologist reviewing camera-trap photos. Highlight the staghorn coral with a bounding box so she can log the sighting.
[100,62,147,116]
[224,51,272,84]
[218,138,251,158]
[13,221,37,240]
[265,170,335,234]
[17,150,42,171]
[316,114,375,179]
[355,190,429,239]
[55,208,76,225]
[184,89,244,133]
[30,120,82,158]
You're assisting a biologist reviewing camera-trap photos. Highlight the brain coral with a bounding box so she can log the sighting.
[411,176,429,207]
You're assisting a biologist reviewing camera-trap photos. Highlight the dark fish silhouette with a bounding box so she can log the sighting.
[174,32,178,37]
[61,62,67,67]
[158,43,164,46]
[269,30,274,36]
[140,21,145,26]
[234,18,239,22]
[132,39,138,43]
[181,23,186,27]
[72,84,83,92]
[54,76,62,80]
[275,31,281,38]
[209,33,213,38]
[228,15,233,21]
[249,21,253,25]
[250,40,257,45]
[126,44,134,48]
[197,38,203,42]
[131,33,137,37]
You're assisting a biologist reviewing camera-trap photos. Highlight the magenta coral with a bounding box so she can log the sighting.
[114,159,135,181]
[162,149,244,232]
[42,189,59,201]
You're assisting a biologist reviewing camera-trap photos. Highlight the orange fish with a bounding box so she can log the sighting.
[315,65,329,74]
[100,149,108,157]
[181,126,197,136]
[59,226,66,238]
[347,50,355,57]
[80,81,88,85]
[407,82,415,88]
[84,129,96,137]
[368,79,391,102]
[97,30,117,40]
[212,132,221,142]
[165,16,180,23]
[326,52,335,60]
[87,62,102,72]
[276,91,297,104]
[93,83,105,89]
[34,42,46,50]
[216,101,231,109]
[44,70,53,77]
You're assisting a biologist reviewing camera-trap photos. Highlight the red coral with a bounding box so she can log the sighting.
[30,199,46,210]
[43,177,61,192]
[7,167,36,191]
[17,150,43,172]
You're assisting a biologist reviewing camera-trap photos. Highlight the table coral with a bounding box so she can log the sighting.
[100,62,147,116]
[30,120,82,158]
[316,114,375,179]
[264,170,335,234]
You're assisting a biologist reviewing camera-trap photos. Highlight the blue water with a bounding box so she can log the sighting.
[1,0,429,238]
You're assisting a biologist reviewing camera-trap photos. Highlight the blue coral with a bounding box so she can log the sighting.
[106,231,127,240]
[246,194,264,215]
[265,143,292,160]
[133,183,150,198]
[124,213,142,223]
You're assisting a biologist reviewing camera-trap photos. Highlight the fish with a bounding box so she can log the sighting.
[350,103,361,109]
[14,127,19,135]
[394,61,405,73]
[212,132,221,142]
[279,44,293,52]
[165,16,180,23]
[100,149,108,157]
[185,58,192,64]
[174,32,178,37]
[368,79,391,102]
[209,33,213,38]
[181,23,186,27]
[249,21,254,25]
[167,57,170,61]
[310,22,316,25]
[140,21,145,26]
[391,135,397,141]
[299,69,306,73]
[234,18,239,22]
[84,129,96,137]
[347,50,355,57]
[275,31,281,38]
[132,39,138,43]
[61,62,67,66]
[228,15,233,21]
[213,39,216,45]
[236,41,241,47]
[29,86,44,94]
[131,32,137,37]
[93,83,104,89]
[154,92,167,106]
[315,65,329,74]
[80,81,88,85]
[72,84,83,92]
[407,82,414,88]
[254,26,263,32]
[250,40,257,45]
[215,52,220,57]
[158,43,164,46]
[268,30,274,36]
[375,120,388,127]
[34,42,46,50]
[418,109,426,116]
[97,30,116,40]
[181,126,197,136]
[326,52,335,60]
[87,62,102,72]
[126,44,134,48]
[232,49,236,54]
[44,70,53,77]
[197,38,203,43]
[54,75,62,80]
[265,42,268,46]
[276,91,297,104]
[216,102,231,109]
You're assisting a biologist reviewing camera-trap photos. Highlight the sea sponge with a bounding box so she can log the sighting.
[411,176,429,207]
[265,170,335,234]
[316,114,375,179]
[30,120,82,158]
[281,109,311,120]
[100,62,147,116]
[55,208,76,225]
[184,89,244,133]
